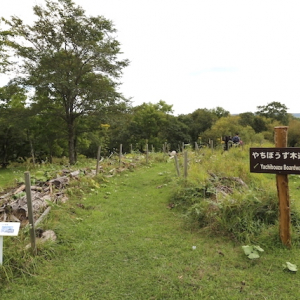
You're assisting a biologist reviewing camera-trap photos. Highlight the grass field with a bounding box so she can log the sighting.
[0,152,300,299]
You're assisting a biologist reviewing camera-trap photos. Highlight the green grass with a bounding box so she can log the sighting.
[1,154,300,299]
[0,167,25,191]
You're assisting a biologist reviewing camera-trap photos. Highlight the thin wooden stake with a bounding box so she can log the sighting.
[96,146,101,175]
[184,151,188,178]
[0,236,3,265]
[24,172,37,255]
[146,143,149,164]
[174,155,180,177]
[119,144,122,168]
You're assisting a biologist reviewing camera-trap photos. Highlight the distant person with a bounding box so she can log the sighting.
[232,133,240,144]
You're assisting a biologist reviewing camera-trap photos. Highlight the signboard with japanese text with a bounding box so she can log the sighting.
[250,147,300,174]
[0,222,20,236]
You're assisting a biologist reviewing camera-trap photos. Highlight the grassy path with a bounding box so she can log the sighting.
[1,162,207,299]
[1,162,300,299]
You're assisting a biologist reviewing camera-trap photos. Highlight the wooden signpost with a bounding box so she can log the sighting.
[250,126,299,248]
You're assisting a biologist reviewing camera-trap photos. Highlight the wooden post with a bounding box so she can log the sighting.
[24,172,37,255]
[119,144,122,168]
[274,126,291,248]
[184,151,188,179]
[174,155,180,177]
[96,146,101,175]
[146,143,149,164]
[0,236,3,265]
[30,140,35,167]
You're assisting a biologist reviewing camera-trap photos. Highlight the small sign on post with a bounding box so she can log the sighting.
[0,222,20,265]
[249,126,297,248]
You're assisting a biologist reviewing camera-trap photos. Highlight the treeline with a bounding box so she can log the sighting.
[1,86,299,168]
[0,0,299,167]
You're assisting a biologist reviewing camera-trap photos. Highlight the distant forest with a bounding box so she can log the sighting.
[1,0,300,167]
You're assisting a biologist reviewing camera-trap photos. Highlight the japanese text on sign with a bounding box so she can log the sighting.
[250,148,300,174]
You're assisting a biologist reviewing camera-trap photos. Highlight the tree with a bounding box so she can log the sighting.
[238,112,255,128]
[211,106,230,118]
[3,0,129,164]
[287,118,300,147]
[160,115,191,151]
[127,102,172,151]
[178,108,218,142]
[202,115,258,145]
[0,83,29,166]
[256,101,289,125]
[0,22,10,73]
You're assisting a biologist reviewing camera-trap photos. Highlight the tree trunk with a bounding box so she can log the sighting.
[68,123,76,165]
[1,136,9,168]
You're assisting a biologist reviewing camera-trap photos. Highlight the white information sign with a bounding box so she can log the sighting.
[0,222,20,236]
[0,222,21,265]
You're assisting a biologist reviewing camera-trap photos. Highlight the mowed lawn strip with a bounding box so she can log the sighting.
[1,161,300,299]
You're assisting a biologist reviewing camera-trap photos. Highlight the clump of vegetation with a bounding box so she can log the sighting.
[170,146,300,243]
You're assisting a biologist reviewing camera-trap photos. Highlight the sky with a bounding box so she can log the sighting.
[1,0,300,115]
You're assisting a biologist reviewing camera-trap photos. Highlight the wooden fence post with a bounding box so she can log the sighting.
[119,144,122,168]
[24,172,37,255]
[96,146,101,175]
[174,155,180,177]
[146,143,149,164]
[184,151,188,179]
[195,142,199,153]
[274,126,291,248]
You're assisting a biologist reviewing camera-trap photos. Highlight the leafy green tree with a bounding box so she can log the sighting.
[202,115,258,145]
[0,23,10,73]
[288,118,300,147]
[238,112,255,128]
[211,106,230,118]
[0,83,29,166]
[256,101,289,125]
[178,108,218,142]
[126,102,172,151]
[3,0,129,164]
[161,115,191,151]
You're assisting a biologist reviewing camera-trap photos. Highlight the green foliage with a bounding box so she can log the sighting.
[283,262,298,272]
[170,146,300,243]
[178,108,218,142]
[288,118,300,147]
[256,101,289,125]
[3,0,129,165]
[242,245,264,259]
[0,23,11,73]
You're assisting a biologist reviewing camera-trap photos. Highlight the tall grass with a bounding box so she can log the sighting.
[171,145,300,245]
